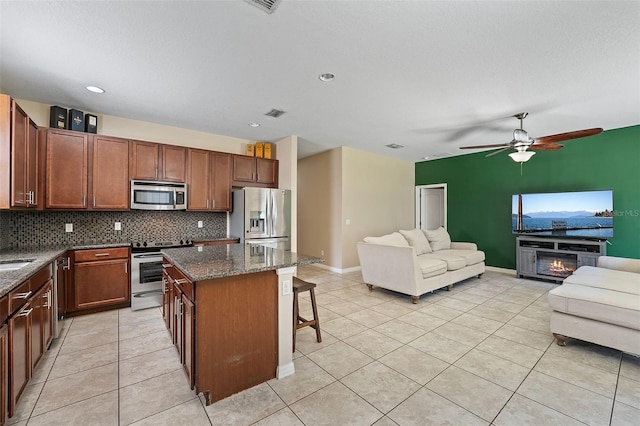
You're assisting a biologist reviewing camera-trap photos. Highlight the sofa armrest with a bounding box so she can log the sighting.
[597,256,640,274]
[450,242,477,251]
[356,243,422,295]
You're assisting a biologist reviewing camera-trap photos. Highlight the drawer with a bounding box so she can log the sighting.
[9,279,31,314]
[169,266,194,301]
[29,263,53,291]
[0,295,8,324]
[75,247,129,262]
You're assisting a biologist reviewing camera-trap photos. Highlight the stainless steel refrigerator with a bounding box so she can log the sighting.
[230,188,291,251]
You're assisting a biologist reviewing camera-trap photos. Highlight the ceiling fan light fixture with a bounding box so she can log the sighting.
[509,150,536,163]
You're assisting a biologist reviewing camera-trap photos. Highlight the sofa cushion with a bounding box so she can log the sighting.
[548,283,640,330]
[400,229,432,255]
[415,256,448,278]
[563,268,640,295]
[421,252,466,271]
[363,232,410,248]
[436,249,485,267]
[423,227,451,251]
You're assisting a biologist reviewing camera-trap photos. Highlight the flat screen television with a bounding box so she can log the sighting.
[512,190,613,239]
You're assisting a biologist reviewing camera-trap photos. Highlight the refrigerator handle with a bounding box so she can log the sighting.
[269,189,274,237]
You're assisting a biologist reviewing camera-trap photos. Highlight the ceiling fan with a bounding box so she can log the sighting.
[459,113,603,163]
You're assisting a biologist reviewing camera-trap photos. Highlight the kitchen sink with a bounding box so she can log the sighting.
[0,259,35,271]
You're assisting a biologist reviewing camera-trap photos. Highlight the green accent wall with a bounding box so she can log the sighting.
[415,125,640,268]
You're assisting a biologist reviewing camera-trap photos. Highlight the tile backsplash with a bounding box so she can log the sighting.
[1,210,227,249]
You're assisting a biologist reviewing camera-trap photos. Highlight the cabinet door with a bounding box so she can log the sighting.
[232,155,256,183]
[187,149,211,210]
[518,248,536,276]
[10,101,28,207]
[0,324,8,426]
[26,119,38,207]
[256,158,278,186]
[29,287,45,371]
[162,269,173,331]
[173,283,182,354]
[161,145,186,182]
[74,259,129,310]
[46,130,88,209]
[130,140,159,181]
[92,136,130,209]
[8,303,31,417]
[212,152,231,211]
[182,294,195,389]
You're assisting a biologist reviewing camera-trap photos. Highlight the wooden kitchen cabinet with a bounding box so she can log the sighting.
[130,140,186,183]
[70,247,130,313]
[8,302,30,417]
[46,130,129,210]
[92,136,129,209]
[187,149,232,211]
[30,280,53,372]
[0,95,40,209]
[45,129,89,209]
[162,266,173,333]
[0,323,7,426]
[232,155,278,188]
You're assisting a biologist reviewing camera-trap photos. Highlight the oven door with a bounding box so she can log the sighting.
[131,252,164,310]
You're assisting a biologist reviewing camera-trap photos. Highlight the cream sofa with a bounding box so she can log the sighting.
[356,228,485,303]
[548,256,640,355]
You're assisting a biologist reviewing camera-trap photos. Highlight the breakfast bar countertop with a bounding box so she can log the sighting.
[161,244,324,282]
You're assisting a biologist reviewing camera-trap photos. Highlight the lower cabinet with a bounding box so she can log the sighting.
[8,303,30,417]
[0,324,7,425]
[69,247,130,313]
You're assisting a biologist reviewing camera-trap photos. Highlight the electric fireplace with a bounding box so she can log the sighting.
[536,252,577,278]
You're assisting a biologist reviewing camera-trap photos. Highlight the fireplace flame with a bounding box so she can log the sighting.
[549,260,575,274]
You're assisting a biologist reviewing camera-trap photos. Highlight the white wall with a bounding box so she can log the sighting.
[275,135,298,252]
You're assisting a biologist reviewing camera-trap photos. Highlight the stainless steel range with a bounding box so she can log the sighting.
[130,240,192,310]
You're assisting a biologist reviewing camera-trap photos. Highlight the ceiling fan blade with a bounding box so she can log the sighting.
[460,142,511,150]
[485,146,511,157]
[535,128,603,144]
[529,143,564,151]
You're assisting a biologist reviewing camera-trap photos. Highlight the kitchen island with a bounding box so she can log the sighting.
[161,244,322,404]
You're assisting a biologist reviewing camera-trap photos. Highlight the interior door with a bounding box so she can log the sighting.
[416,184,446,230]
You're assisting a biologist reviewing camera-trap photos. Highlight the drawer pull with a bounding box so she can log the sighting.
[94,253,110,257]
[13,291,32,300]
[162,263,172,268]
[18,308,33,317]
[174,279,188,285]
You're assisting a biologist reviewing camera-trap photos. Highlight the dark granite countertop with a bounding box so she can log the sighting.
[0,242,131,297]
[162,244,324,282]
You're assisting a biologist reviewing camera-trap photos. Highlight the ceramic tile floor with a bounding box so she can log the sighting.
[9,267,640,425]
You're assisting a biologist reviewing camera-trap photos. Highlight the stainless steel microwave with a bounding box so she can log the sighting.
[130,181,187,210]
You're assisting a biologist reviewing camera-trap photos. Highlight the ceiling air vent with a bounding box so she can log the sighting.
[245,0,283,14]
[265,108,286,118]
[385,143,404,149]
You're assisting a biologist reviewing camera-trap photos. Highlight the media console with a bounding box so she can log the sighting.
[516,236,607,282]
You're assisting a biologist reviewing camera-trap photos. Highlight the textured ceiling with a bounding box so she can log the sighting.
[1,1,638,162]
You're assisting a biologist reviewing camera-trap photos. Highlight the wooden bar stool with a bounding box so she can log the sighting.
[292,277,322,352]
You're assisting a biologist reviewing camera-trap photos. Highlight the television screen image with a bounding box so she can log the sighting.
[512,190,613,239]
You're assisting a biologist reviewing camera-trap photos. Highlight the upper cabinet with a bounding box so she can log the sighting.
[187,149,231,211]
[45,129,129,210]
[130,140,186,183]
[0,95,40,209]
[232,155,278,188]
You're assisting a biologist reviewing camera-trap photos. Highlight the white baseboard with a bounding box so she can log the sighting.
[276,362,295,379]
[314,263,362,274]
[486,266,517,276]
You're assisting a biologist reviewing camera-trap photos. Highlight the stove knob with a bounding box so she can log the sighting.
[179,240,184,245]
[143,242,147,247]
[135,242,141,247]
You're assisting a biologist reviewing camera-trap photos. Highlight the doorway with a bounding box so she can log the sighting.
[415,184,447,230]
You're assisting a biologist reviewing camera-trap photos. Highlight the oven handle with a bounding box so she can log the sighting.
[133,290,164,298]
[133,253,163,259]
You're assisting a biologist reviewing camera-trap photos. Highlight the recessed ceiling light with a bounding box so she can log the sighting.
[86,86,105,94]
[319,73,335,82]
[248,122,260,127]
[385,143,404,149]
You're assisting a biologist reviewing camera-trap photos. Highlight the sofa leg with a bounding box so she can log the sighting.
[553,333,567,346]
[478,273,483,279]
[366,284,373,291]
[411,296,419,304]
[446,285,453,291]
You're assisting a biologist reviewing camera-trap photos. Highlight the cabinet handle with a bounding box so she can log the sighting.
[48,289,52,309]
[93,196,96,207]
[83,195,86,206]
[162,263,172,268]
[125,263,128,274]
[63,256,71,270]
[18,307,33,317]
[155,167,158,179]
[174,279,188,285]
[206,199,209,208]
[213,199,216,208]
[94,253,110,257]
[13,291,32,300]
